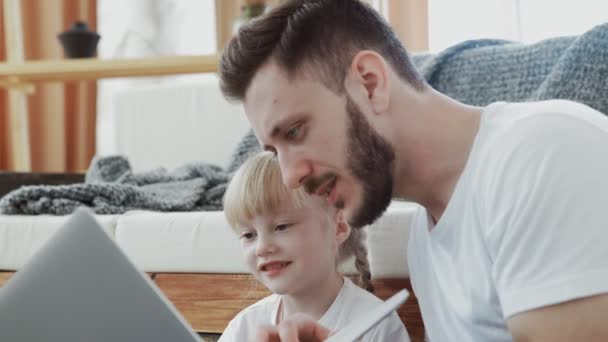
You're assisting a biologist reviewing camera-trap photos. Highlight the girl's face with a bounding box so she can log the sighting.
[236,197,349,296]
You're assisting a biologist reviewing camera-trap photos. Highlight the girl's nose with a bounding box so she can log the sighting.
[255,233,278,257]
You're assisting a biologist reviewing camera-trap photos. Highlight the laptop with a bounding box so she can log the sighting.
[0,207,200,342]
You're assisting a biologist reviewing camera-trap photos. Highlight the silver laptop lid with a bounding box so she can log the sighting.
[0,207,200,342]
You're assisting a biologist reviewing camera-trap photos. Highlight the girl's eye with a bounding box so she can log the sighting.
[275,223,291,231]
[241,232,256,240]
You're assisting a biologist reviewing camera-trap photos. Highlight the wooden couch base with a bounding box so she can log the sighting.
[0,271,425,341]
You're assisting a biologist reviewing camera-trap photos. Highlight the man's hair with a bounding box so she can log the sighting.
[219,0,425,101]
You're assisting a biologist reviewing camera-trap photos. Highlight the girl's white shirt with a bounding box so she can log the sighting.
[218,277,411,341]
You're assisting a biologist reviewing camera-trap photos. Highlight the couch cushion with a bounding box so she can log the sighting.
[115,210,245,273]
[0,201,419,277]
[115,201,420,278]
[366,201,418,278]
[0,214,118,270]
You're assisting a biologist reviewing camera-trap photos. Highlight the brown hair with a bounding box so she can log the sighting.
[223,152,374,292]
[219,0,425,101]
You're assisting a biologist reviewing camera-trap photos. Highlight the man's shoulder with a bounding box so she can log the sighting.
[479,100,608,165]
[475,99,608,233]
[484,100,607,141]
[486,99,600,117]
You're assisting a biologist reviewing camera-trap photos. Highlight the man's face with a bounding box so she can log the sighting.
[244,61,395,228]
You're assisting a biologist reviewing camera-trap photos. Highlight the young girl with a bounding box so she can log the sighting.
[219,152,410,341]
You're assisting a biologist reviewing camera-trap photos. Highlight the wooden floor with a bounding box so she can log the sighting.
[199,333,220,341]
[0,272,11,286]
[0,271,425,341]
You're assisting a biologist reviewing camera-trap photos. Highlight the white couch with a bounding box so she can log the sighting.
[0,203,418,277]
[111,74,251,172]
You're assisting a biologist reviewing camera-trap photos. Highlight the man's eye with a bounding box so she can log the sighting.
[241,232,256,240]
[285,125,301,140]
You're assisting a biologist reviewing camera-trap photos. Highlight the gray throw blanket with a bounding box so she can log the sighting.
[1,23,607,215]
[0,156,229,215]
[411,22,608,112]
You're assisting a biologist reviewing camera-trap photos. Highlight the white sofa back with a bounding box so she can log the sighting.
[112,74,251,172]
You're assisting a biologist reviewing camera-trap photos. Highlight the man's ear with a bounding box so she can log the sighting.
[335,210,352,245]
[346,50,390,114]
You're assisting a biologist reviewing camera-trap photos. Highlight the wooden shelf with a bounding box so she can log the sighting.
[0,55,220,83]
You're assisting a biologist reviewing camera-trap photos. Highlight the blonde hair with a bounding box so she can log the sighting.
[223,151,308,229]
[223,151,374,292]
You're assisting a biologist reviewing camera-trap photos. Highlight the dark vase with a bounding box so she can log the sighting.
[57,21,101,58]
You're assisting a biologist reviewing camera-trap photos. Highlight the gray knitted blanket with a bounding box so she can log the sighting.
[1,23,607,215]
[0,156,229,215]
[412,22,608,112]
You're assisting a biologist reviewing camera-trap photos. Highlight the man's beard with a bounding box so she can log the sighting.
[345,96,395,228]
[304,96,395,229]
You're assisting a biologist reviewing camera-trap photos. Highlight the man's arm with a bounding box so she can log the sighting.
[508,294,608,341]
[484,111,608,340]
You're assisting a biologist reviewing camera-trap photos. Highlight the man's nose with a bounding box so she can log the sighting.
[277,152,311,189]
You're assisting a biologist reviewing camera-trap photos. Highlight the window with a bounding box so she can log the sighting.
[428,0,607,51]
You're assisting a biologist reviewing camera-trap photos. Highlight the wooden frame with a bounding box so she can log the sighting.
[0,55,219,83]
[0,55,219,171]
[1,3,221,172]
[0,271,425,341]
[2,0,30,171]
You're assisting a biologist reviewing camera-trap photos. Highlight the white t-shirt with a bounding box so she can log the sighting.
[408,100,608,341]
[218,277,410,341]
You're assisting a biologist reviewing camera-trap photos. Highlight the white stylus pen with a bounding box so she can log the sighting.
[325,289,410,342]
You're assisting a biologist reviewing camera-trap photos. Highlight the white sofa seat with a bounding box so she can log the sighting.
[0,215,119,270]
[115,210,244,273]
[0,201,420,278]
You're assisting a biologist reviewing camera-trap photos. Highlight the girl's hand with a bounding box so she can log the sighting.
[255,313,331,342]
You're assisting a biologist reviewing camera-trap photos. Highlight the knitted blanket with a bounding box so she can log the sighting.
[1,23,607,215]
[412,22,608,112]
[0,156,229,215]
